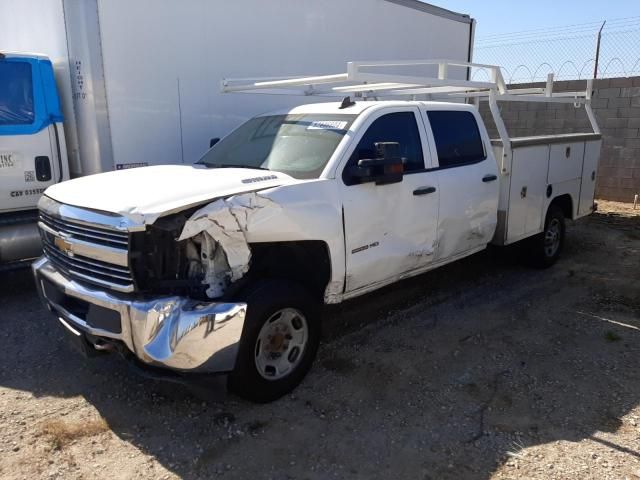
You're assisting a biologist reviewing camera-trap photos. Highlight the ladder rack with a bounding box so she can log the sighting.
[221,60,600,174]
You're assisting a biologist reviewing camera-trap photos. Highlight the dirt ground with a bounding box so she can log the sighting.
[1,201,639,480]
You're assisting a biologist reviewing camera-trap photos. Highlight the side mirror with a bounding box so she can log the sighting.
[349,142,404,185]
[209,137,220,148]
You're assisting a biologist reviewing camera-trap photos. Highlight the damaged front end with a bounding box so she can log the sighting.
[130,192,276,301]
[33,191,279,376]
[33,256,247,373]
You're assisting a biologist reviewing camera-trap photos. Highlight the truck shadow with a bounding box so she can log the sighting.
[0,211,639,479]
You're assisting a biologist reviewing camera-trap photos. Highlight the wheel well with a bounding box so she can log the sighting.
[550,194,573,220]
[237,241,332,301]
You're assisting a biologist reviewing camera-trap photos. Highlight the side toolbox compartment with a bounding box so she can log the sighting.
[502,134,602,246]
[543,140,585,220]
[578,140,602,216]
[506,145,550,244]
[548,142,585,185]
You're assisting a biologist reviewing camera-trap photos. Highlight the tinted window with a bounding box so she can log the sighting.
[0,61,34,126]
[427,111,486,168]
[346,112,424,178]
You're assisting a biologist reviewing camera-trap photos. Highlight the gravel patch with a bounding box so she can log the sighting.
[0,201,638,479]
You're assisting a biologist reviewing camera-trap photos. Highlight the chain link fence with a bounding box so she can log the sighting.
[472,16,640,84]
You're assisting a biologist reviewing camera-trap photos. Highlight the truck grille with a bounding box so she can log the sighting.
[40,211,128,249]
[39,212,135,292]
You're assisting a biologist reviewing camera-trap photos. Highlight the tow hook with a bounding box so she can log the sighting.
[92,338,117,352]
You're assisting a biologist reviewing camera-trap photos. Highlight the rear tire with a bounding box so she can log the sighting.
[228,279,321,403]
[526,205,565,268]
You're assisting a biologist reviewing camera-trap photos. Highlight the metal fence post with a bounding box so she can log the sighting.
[593,21,607,79]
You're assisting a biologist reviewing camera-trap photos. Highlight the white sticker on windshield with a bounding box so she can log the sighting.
[307,121,348,131]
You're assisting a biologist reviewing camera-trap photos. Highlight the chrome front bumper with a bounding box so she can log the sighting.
[32,257,247,373]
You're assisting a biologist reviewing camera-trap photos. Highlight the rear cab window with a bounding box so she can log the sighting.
[0,61,35,126]
[426,110,486,169]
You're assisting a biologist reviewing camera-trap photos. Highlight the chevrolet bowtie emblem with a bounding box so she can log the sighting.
[54,236,74,256]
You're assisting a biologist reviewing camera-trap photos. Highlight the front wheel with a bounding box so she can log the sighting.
[526,205,565,268]
[228,279,321,403]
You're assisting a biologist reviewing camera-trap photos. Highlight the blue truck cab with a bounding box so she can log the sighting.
[0,53,69,268]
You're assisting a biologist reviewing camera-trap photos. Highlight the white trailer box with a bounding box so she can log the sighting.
[0,0,474,267]
[1,0,474,176]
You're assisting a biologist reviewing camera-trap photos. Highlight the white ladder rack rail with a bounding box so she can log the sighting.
[221,60,599,175]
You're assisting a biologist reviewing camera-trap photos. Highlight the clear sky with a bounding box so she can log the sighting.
[434,0,640,39]
[431,1,640,82]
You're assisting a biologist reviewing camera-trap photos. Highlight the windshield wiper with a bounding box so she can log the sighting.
[199,163,270,171]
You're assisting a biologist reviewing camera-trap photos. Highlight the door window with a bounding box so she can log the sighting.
[0,61,35,126]
[344,112,424,184]
[427,111,486,168]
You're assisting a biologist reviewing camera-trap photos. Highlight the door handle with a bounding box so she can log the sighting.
[482,174,498,183]
[35,156,52,182]
[413,186,436,196]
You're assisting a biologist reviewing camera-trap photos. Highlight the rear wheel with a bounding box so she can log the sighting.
[526,205,565,268]
[228,279,321,403]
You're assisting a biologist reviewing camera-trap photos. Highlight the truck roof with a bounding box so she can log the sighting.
[1,52,50,60]
[262,100,476,116]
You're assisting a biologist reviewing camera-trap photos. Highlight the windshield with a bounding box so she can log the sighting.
[0,61,35,126]
[197,113,356,179]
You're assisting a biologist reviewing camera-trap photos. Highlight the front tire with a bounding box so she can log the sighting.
[228,279,321,403]
[526,205,565,268]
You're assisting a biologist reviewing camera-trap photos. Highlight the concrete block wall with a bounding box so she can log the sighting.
[479,76,640,202]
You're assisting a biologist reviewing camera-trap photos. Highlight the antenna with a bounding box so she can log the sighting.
[339,96,356,109]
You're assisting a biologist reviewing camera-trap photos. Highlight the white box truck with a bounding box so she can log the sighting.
[33,60,601,402]
[0,0,475,269]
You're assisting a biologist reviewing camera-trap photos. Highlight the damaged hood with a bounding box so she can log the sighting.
[44,165,296,224]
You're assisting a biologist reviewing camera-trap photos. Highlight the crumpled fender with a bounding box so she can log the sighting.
[178,192,281,296]
[177,179,346,303]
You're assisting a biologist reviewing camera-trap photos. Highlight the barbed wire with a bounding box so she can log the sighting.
[473,17,640,84]
[477,16,640,44]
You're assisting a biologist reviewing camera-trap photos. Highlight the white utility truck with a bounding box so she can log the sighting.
[0,0,475,269]
[33,61,601,402]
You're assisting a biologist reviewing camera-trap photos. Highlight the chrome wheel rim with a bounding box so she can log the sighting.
[544,218,561,258]
[254,308,308,380]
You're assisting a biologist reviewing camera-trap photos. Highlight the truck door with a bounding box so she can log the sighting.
[0,55,66,212]
[421,108,499,261]
[340,107,439,293]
